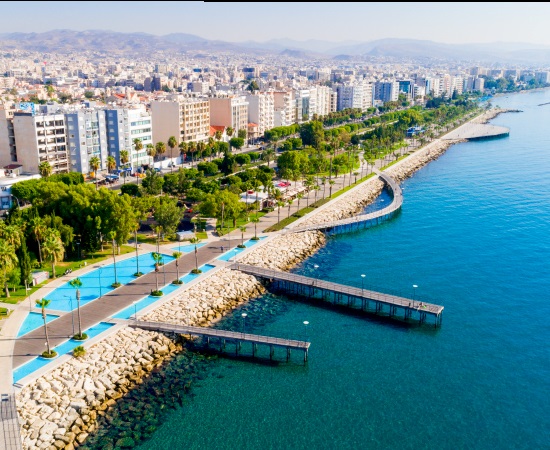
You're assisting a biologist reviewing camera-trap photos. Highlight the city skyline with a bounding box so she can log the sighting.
[1,2,550,47]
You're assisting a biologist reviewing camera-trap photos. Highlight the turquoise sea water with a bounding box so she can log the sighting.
[100,91,550,450]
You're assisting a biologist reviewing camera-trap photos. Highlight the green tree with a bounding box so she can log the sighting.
[38,161,52,178]
[172,251,183,284]
[69,277,85,339]
[0,241,17,298]
[42,229,64,279]
[300,121,325,149]
[251,216,260,240]
[167,136,177,172]
[151,252,163,293]
[107,155,117,174]
[238,129,248,141]
[146,143,156,167]
[190,237,201,273]
[141,169,164,195]
[156,141,166,165]
[120,149,130,184]
[179,141,188,167]
[18,239,32,288]
[239,225,247,248]
[84,91,94,99]
[154,197,182,237]
[229,137,245,151]
[235,153,250,167]
[36,298,54,357]
[89,156,101,190]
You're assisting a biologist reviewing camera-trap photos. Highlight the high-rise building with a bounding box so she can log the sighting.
[374,81,399,103]
[209,95,249,134]
[0,102,17,167]
[12,106,69,174]
[65,108,108,175]
[105,105,152,170]
[273,91,296,127]
[151,95,210,146]
[246,91,275,136]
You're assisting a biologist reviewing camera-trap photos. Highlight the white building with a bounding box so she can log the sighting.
[209,95,249,134]
[273,91,296,127]
[245,91,275,136]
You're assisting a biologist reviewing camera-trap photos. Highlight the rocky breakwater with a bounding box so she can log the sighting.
[143,231,326,326]
[238,230,326,270]
[16,328,180,450]
[142,268,266,326]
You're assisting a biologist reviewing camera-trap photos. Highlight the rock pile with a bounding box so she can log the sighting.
[16,328,180,450]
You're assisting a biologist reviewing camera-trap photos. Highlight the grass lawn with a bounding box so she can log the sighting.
[264,173,375,232]
[217,211,267,236]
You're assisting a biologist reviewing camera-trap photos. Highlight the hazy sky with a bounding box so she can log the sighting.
[2,2,549,45]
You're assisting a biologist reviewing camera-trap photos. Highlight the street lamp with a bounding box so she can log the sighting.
[241,313,247,336]
[64,295,75,336]
[303,321,309,342]
[132,300,138,322]
[412,284,418,308]
[94,265,103,298]
[361,274,366,296]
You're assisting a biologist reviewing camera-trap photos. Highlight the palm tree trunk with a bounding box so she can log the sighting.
[76,290,82,337]
[42,311,51,354]
[37,239,42,265]
[51,260,55,279]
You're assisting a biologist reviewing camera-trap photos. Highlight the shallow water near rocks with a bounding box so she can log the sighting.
[91,90,550,449]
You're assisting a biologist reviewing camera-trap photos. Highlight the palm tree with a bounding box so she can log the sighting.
[172,251,183,284]
[188,141,197,168]
[89,155,101,190]
[329,180,335,198]
[41,229,64,279]
[239,225,247,248]
[277,200,285,224]
[251,216,260,240]
[214,130,223,144]
[190,237,201,273]
[179,141,188,167]
[167,136,177,172]
[151,252,163,293]
[69,278,84,339]
[146,143,156,168]
[321,176,327,199]
[29,216,46,265]
[262,148,274,167]
[38,161,52,178]
[353,171,359,184]
[156,142,167,168]
[133,138,143,154]
[107,155,116,174]
[120,149,130,184]
[287,198,293,219]
[36,298,54,357]
[0,241,17,298]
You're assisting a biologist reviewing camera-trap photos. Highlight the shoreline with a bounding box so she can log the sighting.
[14,106,512,449]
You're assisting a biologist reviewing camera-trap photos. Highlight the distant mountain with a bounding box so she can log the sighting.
[1,30,550,64]
[325,38,550,64]
[0,29,261,55]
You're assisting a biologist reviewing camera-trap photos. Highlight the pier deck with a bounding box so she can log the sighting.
[287,169,402,234]
[130,320,310,361]
[232,264,443,326]
[0,393,22,450]
[442,123,510,140]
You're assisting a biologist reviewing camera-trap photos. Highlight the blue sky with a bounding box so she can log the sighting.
[2,2,549,46]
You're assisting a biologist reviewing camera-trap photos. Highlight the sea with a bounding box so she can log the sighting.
[88,90,550,450]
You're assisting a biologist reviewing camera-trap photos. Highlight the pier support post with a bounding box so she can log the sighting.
[270,345,274,361]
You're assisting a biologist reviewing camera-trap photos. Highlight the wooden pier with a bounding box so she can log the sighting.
[0,393,22,450]
[287,169,403,235]
[130,320,310,362]
[232,264,444,327]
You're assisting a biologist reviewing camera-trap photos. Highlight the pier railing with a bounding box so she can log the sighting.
[232,264,443,326]
[286,170,403,234]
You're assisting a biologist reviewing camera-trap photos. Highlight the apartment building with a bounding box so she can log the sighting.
[272,91,295,127]
[0,102,17,167]
[105,105,151,170]
[246,91,275,136]
[337,84,364,110]
[151,95,210,145]
[374,81,399,103]
[209,95,249,134]
[66,108,108,174]
[13,106,69,174]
